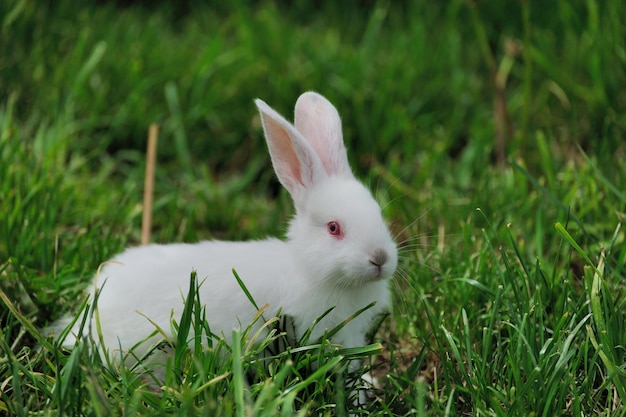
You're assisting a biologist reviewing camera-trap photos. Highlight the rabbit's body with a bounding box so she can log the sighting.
[54,92,397,377]
[77,235,389,356]
[82,239,292,353]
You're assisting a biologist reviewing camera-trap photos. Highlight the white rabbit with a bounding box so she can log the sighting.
[53,92,397,377]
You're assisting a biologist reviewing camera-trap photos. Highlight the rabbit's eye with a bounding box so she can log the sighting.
[327,221,343,238]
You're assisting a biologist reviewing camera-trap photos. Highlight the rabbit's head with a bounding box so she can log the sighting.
[255,92,397,289]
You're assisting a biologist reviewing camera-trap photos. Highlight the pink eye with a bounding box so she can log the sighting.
[327,221,343,238]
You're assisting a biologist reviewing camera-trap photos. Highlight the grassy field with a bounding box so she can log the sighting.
[1,0,626,415]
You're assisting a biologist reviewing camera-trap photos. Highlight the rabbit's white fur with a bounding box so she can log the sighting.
[55,92,397,366]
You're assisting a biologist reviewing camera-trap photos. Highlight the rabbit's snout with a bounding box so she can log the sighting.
[369,249,389,277]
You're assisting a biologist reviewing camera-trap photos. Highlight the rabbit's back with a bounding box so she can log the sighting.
[82,239,294,353]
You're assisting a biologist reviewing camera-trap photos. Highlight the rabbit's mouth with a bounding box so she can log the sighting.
[337,260,396,287]
[368,249,389,278]
[368,264,394,282]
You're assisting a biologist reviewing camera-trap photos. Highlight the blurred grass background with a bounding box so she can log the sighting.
[1,0,626,415]
[2,0,624,244]
[4,0,624,165]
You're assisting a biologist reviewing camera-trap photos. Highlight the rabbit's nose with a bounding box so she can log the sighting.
[369,250,388,269]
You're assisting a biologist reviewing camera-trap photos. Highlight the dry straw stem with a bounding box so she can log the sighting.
[141,123,159,245]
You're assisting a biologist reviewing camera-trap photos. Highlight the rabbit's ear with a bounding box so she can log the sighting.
[255,98,326,205]
[294,92,353,179]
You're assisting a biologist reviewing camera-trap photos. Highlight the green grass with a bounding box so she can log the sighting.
[1,0,626,415]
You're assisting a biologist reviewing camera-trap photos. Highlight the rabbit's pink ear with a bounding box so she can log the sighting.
[294,92,353,179]
[255,98,326,205]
